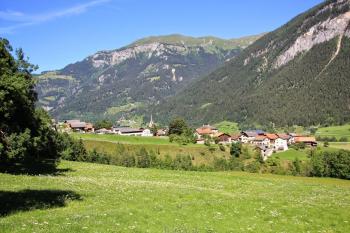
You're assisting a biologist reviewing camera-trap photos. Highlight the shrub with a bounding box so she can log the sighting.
[230,142,242,158]
[339,137,348,142]
[219,144,226,152]
[310,150,350,179]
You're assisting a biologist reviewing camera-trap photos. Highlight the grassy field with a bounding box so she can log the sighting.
[72,133,174,145]
[214,121,240,134]
[271,149,309,161]
[316,124,350,140]
[83,140,230,166]
[329,142,350,151]
[1,161,350,232]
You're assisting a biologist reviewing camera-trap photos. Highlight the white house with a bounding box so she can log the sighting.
[141,129,153,137]
[274,138,288,151]
[253,135,270,148]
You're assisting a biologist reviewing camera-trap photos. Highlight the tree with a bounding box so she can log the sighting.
[94,119,113,129]
[168,118,189,136]
[0,38,63,171]
[230,143,242,158]
[150,124,158,136]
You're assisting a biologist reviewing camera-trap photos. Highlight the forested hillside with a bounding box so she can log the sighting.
[154,0,350,127]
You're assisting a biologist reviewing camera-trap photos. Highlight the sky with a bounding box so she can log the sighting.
[0,0,324,73]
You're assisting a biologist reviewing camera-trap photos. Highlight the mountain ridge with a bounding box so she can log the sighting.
[153,0,350,127]
[35,34,261,122]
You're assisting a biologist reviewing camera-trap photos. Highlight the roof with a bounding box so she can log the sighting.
[265,133,278,140]
[295,137,317,143]
[118,128,143,133]
[242,131,258,137]
[196,126,216,135]
[277,133,290,140]
[85,123,94,129]
[70,122,86,128]
[254,135,268,141]
[231,133,241,140]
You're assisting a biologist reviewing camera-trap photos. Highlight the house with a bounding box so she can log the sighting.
[195,125,219,138]
[156,129,167,136]
[84,123,94,133]
[277,133,292,144]
[295,136,318,147]
[196,138,205,144]
[95,128,111,134]
[141,129,153,137]
[69,121,86,132]
[214,133,232,144]
[255,146,273,161]
[274,138,288,151]
[253,135,270,147]
[240,130,264,143]
[115,127,144,136]
[265,133,279,146]
[231,133,241,143]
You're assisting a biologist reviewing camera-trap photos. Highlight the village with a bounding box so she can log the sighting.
[57,118,318,160]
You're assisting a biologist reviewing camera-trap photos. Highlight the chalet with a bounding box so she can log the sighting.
[274,138,288,151]
[255,146,273,161]
[253,135,270,147]
[295,136,318,147]
[265,133,278,145]
[156,129,167,136]
[214,133,232,144]
[69,121,86,132]
[240,130,264,143]
[85,123,94,132]
[231,133,241,143]
[195,125,219,138]
[95,128,111,134]
[114,127,143,136]
[141,129,153,137]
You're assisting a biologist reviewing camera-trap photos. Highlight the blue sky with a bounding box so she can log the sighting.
[0,0,324,72]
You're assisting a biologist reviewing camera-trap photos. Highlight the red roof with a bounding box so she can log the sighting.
[295,137,316,143]
[254,135,267,141]
[265,133,278,140]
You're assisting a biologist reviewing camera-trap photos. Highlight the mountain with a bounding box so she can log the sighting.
[154,0,350,127]
[35,34,261,122]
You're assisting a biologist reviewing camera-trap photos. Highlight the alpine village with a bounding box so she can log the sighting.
[1,0,350,232]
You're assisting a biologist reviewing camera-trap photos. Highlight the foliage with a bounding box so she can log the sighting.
[310,150,350,179]
[0,38,64,171]
[94,119,113,129]
[230,142,242,158]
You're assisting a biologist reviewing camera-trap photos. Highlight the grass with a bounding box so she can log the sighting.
[316,124,350,140]
[329,142,350,150]
[82,140,230,166]
[214,121,239,134]
[73,133,174,145]
[271,149,309,161]
[1,160,350,232]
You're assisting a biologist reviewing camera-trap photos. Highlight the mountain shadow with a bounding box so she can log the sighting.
[0,189,82,217]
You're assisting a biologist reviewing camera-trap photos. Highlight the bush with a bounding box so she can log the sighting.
[310,150,350,179]
[339,137,348,142]
[219,144,226,152]
[323,141,329,147]
[230,142,242,158]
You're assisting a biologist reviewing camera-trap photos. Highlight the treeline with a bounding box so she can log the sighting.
[63,140,350,180]
[315,136,348,142]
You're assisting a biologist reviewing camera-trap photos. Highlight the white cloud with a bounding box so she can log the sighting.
[0,0,111,34]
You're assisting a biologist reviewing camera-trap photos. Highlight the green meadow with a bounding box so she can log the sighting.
[1,161,350,233]
[316,124,350,140]
[72,133,173,145]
